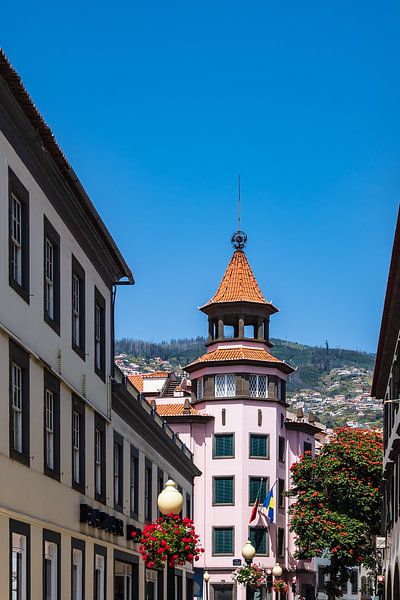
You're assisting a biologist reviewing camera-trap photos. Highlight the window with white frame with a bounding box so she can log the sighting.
[10,194,22,285]
[45,238,54,319]
[72,274,80,347]
[44,541,58,599]
[114,442,122,507]
[72,411,80,484]
[95,304,101,370]
[215,374,236,398]
[197,377,204,400]
[11,532,27,600]
[72,548,83,600]
[249,374,268,398]
[95,428,102,497]
[11,363,23,453]
[94,554,105,600]
[45,390,54,470]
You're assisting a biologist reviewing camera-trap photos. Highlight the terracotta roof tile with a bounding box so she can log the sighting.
[186,346,294,372]
[156,403,203,417]
[202,250,269,306]
[142,371,170,378]
[128,375,144,392]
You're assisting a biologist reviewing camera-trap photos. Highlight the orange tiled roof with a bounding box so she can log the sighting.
[186,346,293,371]
[202,250,268,307]
[128,375,144,391]
[142,371,170,378]
[156,403,203,417]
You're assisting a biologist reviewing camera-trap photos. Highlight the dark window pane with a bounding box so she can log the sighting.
[249,478,267,504]
[214,478,234,504]
[250,434,268,458]
[249,527,268,554]
[214,434,234,457]
[213,528,233,554]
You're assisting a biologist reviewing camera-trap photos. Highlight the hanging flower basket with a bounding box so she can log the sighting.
[273,579,288,593]
[232,564,266,586]
[138,514,204,569]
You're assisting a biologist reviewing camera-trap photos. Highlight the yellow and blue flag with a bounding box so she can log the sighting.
[262,489,274,523]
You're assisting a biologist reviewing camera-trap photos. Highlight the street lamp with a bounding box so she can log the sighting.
[157,480,184,600]
[272,564,283,600]
[242,541,256,600]
[242,540,256,565]
[203,570,210,600]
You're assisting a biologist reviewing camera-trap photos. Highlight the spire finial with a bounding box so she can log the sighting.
[231,174,247,250]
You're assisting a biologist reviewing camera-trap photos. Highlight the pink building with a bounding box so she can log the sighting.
[157,234,324,600]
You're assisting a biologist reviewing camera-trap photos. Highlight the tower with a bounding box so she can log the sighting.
[157,232,321,600]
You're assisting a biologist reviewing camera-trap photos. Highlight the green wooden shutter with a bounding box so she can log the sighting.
[250,434,268,457]
[214,528,233,554]
[249,478,267,503]
[249,527,267,554]
[214,478,234,504]
[214,434,233,457]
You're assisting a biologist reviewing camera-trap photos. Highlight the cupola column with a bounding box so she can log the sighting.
[217,318,224,339]
[208,319,214,341]
[257,320,264,340]
[238,316,245,338]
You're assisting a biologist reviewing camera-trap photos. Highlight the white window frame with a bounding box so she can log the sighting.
[11,532,27,600]
[94,554,105,600]
[115,561,132,600]
[95,304,102,371]
[11,363,23,453]
[10,193,22,285]
[215,374,236,398]
[45,389,54,470]
[249,374,268,398]
[44,541,58,599]
[95,429,102,496]
[72,274,80,347]
[197,377,204,400]
[114,443,120,505]
[72,548,83,600]
[45,238,54,319]
[72,411,80,484]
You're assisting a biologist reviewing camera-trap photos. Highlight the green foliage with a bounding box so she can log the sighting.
[288,427,382,598]
[115,337,375,390]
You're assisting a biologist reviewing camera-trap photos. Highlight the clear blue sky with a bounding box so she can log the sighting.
[2,1,400,352]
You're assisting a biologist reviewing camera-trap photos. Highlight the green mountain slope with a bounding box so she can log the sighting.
[115,337,375,391]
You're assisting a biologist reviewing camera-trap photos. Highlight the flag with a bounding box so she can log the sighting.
[249,496,260,524]
[261,489,274,523]
[249,480,263,524]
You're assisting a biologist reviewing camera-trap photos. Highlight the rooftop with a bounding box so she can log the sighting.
[186,345,295,373]
[201,249,275,309]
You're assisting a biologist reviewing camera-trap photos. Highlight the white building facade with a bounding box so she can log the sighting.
[0,49,199,600]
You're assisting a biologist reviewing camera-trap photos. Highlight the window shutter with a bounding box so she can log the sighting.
[214,478,234,504]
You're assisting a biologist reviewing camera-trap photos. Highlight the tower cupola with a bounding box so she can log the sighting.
[200,232,278,347]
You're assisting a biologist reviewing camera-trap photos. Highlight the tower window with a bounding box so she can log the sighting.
[249,434,269,458]
[213,477,234,505]
[249,375,268,398]
[215,374,236,398]
[197,378,204,400]
[213,433,234,458]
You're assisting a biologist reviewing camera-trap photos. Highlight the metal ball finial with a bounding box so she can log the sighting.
[231,230,247,250]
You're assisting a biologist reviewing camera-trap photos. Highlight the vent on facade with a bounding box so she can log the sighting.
[222,408,226,426]
[258,409,262,427]
[57,350,62,374]
[81,374,87,398]
[296,407,304,420]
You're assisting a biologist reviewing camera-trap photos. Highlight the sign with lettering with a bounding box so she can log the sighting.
[233,559,242,566]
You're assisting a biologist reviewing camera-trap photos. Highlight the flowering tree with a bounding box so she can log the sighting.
[287,427,382,600]
[139,514,204,569]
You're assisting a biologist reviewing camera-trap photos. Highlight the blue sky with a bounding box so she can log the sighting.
[2,1,400,352]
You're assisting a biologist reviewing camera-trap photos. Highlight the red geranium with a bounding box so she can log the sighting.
[139,514,203,569]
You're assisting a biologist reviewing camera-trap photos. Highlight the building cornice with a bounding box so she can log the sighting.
[112,382,201,481]
[285,420,323,435]
[0,50,133,288]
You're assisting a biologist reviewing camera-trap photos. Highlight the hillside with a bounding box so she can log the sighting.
[115,336,375,391]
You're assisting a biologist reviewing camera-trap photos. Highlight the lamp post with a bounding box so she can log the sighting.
[272,564,283,600]
[157,480,184,600]
[203,570,210,600]
[242,540,256,600]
